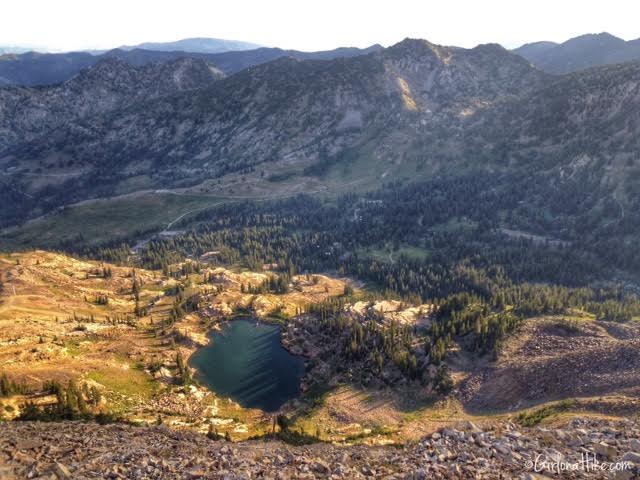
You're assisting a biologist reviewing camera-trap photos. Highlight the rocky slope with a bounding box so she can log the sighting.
[1,418,639,479]
[0,57,224,151]
[1,37,639,236]
[458,318,640,412]
[0,39,546,216]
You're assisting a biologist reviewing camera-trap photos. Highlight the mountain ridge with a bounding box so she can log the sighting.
[0,57,224,154]
[1,38,546,173]
[0,38,638,237]
[0,44,383,87]
[514,32,640,73]
[119,37,263,54]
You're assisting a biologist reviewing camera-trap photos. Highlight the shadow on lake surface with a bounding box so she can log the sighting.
[189,318,305,412]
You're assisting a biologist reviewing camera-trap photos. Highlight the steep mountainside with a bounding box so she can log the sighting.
[464,61,640,226]
[0,39,550,226]
[0,57,224,152]
[514,32,640,73]
[1,39,545,175]
[1,38,639,234]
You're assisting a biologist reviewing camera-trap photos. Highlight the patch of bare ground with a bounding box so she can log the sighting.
[458,317,640,413]
[297,385,478,443]
[500,227,571,247]
[198,268,347,318]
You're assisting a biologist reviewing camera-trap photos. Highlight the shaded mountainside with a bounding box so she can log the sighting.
[0,57,224,151]
[514,32,640,73]
[0,38,639,236]
[466,61,640,243]
[0,40,544,202]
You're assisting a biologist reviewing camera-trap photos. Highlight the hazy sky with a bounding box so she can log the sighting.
[2,0,639,52]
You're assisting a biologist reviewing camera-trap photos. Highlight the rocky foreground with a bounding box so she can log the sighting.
[0,419,639,479]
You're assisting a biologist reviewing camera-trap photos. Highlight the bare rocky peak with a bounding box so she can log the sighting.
[225,37,544,115]
[378,38,548,113]
[383,37,449,60]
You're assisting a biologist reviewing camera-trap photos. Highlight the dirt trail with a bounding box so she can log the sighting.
[130,177,371,252]
[132,206,211,252]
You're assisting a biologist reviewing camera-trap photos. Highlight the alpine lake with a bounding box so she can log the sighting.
[189,318,305,412]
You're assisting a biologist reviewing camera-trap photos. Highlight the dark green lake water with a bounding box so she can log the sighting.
[189,319,305,412]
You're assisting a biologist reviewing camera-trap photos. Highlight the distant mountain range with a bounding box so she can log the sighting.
[118,37,263,54]
[4,32,640,84]
[514,32,640,73]
[0,46,35,55]
[6,31,640,89]
[0,44,383,87]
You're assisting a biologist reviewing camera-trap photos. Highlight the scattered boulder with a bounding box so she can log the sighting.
[51,462,72,480]
[0,418,638,479]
